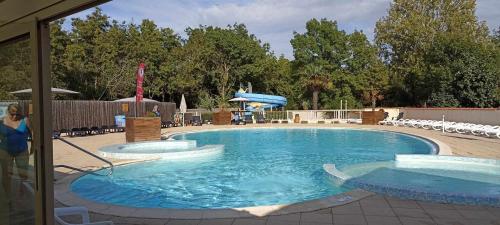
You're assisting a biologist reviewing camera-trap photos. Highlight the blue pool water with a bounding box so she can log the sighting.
[325,156,500,206]
[71,128,435,209]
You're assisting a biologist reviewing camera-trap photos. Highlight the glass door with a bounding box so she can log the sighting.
[0,21,53,225]
[0,33,35,225]
[1,1,109,224]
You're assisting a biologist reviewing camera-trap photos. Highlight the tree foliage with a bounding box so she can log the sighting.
[50,8,181,101]
[0,39,31,100]
[44,10,293,108]
[375,0,498,107]
[291,19,388,109]
[170,24,278,108]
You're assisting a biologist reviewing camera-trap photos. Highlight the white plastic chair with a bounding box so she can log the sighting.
[482,126,500,138]
[464,124,484,135]
[378,119,391,125]
[21,182,113,225]
[454,123,474,134]
[392,118,409,126]
[55,207,113,225]
[381,118,397,125]
[431,121,446,130]
[444,122,465,133]
[403,119,418,127]
[420,120,438,130]
[411,119,431,128]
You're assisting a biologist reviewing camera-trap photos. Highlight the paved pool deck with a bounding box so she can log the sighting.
[53,124,500,225]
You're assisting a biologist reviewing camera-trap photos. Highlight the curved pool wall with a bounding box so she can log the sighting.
[73,128,437,209]
[98,140,224,160]
[324,155,500,207]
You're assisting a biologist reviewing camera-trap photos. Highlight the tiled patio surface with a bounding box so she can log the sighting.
[56,195,500,225]
[53,124,500,225]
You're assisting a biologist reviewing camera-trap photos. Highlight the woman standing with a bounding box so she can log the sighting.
[0,104,31,195]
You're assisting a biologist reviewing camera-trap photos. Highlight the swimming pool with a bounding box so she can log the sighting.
[71,128,435,209]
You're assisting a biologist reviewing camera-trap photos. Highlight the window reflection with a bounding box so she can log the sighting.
[0,37,35,225]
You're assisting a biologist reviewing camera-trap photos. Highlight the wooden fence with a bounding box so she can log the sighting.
[3,100,176,131]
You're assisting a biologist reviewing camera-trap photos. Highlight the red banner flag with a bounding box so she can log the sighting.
[136,63,145,102]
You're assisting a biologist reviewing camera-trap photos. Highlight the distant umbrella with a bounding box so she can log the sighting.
[179,94,187,113]
[229,97,249,111]
[10,87,80,95]
[228,97,249,102]
[179,94,187,127]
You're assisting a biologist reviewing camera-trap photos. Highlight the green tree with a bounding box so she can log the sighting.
[127,20,180,100]
[299,63,331,110]
[0,40,31,100]
[291,19,349,67]
[50,19,70,91]
[425,34,498,107]
[492,27,500,103]
[291,19,349,109]
[197,90,216,110]
[93,20,136,100]
[258,56,299,109]
[178,24,270,109]
[62,7,112,99]
[292,19,386,109]
[375,0,493,106]
[346,31,389,108]
[362,62,389,109]
[51,8,181,101]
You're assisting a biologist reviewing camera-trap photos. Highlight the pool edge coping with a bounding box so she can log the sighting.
[55,126,452,219]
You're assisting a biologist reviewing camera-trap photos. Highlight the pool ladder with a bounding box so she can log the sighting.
[54,137,114,176]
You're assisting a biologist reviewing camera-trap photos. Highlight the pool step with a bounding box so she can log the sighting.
[98,140,224,160]
[323,157,500,207]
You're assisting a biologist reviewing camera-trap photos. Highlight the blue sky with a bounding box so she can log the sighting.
[66,0,500,59]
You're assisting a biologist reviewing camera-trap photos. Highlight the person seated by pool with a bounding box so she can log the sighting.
[152,105,160,117]
[232,112,243,125]
[174,114,181,127]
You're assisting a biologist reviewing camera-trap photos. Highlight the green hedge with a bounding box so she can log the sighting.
[201,112,213,122]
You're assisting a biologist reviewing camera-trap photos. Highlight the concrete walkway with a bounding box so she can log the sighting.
[53,124,500,225]
[56,195,500,225]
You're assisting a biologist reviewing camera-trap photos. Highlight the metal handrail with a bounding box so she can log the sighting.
[55,137,114,175]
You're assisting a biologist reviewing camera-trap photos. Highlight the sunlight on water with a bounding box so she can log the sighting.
[72,128,434,208]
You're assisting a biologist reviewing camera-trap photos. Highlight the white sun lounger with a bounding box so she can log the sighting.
[480,126,500,138]
[384,116,499,139]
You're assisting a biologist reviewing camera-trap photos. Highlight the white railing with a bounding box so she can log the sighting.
[285,110,363,123]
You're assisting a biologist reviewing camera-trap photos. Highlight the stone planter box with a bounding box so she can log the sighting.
[213,111,232,125]
[126,117,161,142]
[362,111,385,125]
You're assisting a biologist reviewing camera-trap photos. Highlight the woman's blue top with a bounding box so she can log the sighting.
[0,118,29,155]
